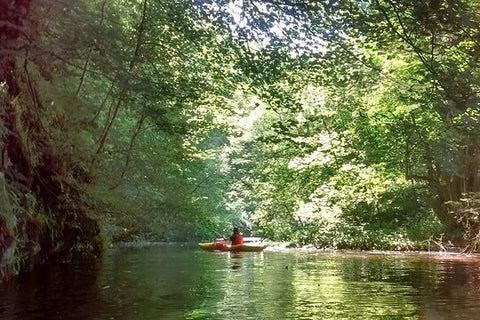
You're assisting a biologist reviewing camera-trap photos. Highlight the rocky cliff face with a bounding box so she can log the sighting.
[0,0,102,281]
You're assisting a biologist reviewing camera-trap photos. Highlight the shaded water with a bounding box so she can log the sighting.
[1,244,480,319]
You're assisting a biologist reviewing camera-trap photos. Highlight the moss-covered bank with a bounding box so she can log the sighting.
[0,0,101,281]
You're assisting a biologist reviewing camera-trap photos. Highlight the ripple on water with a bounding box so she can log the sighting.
[2,246,480,319]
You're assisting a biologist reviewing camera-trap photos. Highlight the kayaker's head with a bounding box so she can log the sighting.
[233,227,240,234]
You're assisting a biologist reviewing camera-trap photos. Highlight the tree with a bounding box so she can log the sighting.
[203,0,480,247]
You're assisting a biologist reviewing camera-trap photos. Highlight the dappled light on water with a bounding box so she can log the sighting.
[1,244,480,319]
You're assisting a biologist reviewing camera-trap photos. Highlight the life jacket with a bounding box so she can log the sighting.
[232,233,243,245]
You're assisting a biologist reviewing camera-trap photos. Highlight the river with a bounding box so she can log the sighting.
[1,243,480,319]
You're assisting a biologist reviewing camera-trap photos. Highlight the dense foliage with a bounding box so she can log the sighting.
[1,0,480,279]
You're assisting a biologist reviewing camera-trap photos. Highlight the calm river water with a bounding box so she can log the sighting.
[1,244,480,319]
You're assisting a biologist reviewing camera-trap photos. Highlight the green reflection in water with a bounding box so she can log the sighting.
[3,245,480,319]
[185,252,421,319]
[287,263,417,319]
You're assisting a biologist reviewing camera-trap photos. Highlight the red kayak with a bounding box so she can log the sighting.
[198,241,267,252]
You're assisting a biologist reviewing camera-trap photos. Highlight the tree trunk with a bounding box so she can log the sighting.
[75,0,108,98]
[109,111,146,189]
[96,0,148,155]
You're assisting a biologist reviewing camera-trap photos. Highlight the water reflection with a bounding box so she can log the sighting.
[0,260,103,320]
[228,251,244,270]
[1,246,480,319]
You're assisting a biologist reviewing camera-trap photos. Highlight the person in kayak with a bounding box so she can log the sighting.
[229,227,244,245]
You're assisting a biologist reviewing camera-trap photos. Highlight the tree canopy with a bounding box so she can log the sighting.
[1,0,480,279]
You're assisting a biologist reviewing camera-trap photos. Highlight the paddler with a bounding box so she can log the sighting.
[229,227,244,245]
